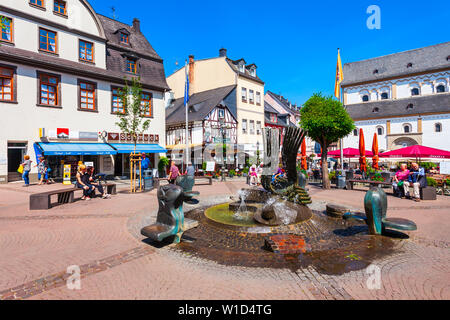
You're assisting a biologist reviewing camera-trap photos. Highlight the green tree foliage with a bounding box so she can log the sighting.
[115,78,151,152]
[300,93,354,189]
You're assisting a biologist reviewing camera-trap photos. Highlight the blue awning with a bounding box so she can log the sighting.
[36,143,117,156]
[110,143,167,154]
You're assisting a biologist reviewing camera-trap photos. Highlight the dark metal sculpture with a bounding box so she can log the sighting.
[176,175,200,202]
[344,187,417,235]
[261,127,311,205]
[141,184,185,243]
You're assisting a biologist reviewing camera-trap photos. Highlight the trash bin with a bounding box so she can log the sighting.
[143,170,153,191]
[337,175,346,189]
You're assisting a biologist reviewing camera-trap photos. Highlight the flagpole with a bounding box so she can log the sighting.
[185,60,189,172]
[338,48,344,170]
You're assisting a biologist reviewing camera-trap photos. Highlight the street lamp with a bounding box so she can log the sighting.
[219,117,227,182]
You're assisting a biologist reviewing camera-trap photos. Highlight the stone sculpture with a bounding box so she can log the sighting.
[344,187,417,235]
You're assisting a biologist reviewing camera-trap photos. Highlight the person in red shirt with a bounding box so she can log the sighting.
[168,161,180,184]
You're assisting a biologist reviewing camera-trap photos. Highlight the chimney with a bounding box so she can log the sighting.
[188,55,194,95]
[219,48,227,57]
[132,18,141,33]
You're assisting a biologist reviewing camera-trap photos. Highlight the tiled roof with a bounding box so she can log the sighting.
[166,85,236,125]
[346,93,450,120]
[342,41,450,86]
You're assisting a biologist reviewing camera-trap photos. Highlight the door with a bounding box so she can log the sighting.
[7,143,27,182]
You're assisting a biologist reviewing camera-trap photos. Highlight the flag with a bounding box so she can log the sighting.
[334,49,344,99]
[184,62,190,105]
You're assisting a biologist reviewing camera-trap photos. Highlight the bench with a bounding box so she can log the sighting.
[346,179,392,190]
[30,182,117,210]
[30,188,75,210]
[154,176,212,188]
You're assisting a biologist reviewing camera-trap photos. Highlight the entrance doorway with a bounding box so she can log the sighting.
[7,142,27,182]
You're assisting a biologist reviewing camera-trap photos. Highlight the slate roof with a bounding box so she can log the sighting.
[266,91,301,115]
[97,15,169,90]
[264,101,279,114]
[346,93,450,120]
[166,85,236,125]
[226,59,265,84]
[0,44,167,91]
[342,41,450,86]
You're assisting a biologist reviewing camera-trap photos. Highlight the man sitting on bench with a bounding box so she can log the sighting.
[87,166,111,199]
[404,162,427,202]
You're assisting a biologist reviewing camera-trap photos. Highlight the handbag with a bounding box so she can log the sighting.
[17,165,24,174]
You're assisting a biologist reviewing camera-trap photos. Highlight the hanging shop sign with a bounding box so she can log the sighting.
[107,133,160,143]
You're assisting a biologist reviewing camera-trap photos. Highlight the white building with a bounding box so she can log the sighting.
[0,0,169,183]
[342,41,450,155]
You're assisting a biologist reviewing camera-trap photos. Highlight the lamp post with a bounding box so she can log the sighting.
[219,118,227,182]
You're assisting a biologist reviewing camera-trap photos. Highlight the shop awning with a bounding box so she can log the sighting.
[36,143,117,156]
[110,143,167,154]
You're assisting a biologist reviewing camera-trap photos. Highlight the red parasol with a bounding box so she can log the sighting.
[301,140,307,170]
[359,128,367,172]
[327,148,373,158]
[372,133,379,170]
[379,145,450,159]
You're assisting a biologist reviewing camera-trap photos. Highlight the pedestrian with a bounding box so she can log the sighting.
[184,162,195,177]
[257,163,264,185]
[21,155,32,187]
[249,164,258,186]
[36,156,48,185]
[168,161,179,184]
[405,162,426,202]
[76,165,95,201]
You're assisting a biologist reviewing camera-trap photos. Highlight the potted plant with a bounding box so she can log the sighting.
[158,157,169,178]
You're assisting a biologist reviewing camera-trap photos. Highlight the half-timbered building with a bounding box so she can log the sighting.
[165,85,238,168]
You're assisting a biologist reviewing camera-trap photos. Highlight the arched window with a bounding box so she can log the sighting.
[381,92,389,100]
[353,129,358,136]
[376,126,384,135]
[362,95,369,102]
[403,123,412,133]
[435,123,442,133]
[436,85,446,93]
[411,88,420,96]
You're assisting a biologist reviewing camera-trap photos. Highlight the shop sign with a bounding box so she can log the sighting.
[108,133,120,141]
[43,128,98,141]
[63,165,72,185]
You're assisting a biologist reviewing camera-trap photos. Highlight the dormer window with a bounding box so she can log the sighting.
[381,92,389,100]
[239,63,245,73]
[372,107,379,113]
[120,32,129,44]
[54,0,67,16]
[362,95,369,102]
[30,0,45,9]
[270,113,277,123]
[373,69,379,74]
[406,103,414,110]
[126,58,137,74]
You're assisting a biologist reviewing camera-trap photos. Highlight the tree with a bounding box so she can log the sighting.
[115,78,151,152]
[300,93,354,189]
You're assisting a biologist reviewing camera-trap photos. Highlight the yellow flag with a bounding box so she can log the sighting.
[334,49,344,99]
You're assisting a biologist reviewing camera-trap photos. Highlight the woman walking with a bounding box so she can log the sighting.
[21,155,32,187]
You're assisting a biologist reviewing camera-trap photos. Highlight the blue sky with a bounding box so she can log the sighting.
[90,0,450,105]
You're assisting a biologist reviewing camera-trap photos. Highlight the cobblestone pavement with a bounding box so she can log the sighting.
[0,180,449,300]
